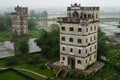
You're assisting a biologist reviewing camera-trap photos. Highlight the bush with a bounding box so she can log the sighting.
[27,54,44,64]
[5,57,18,66]
[38,63,46,69]
[36,24,59,60]
[18,38,29,54]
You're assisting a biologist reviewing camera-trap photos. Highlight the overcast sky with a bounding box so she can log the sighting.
[0,0,120,9]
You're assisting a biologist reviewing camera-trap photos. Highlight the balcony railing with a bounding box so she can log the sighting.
[57,17,95,24]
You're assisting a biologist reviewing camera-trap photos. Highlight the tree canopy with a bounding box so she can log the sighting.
[36,24,59,60]
[0,12,11,31]
[97,27,108,60]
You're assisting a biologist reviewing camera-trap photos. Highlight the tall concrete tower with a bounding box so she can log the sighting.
[58,3,99,70]
[11,5,28,37]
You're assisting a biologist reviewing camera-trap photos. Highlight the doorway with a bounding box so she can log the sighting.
[68,56,75,69]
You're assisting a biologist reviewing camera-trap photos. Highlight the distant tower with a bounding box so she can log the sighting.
[11,5,28,37]
[58,3,99,70]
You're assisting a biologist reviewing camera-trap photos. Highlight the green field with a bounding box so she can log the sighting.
[0,70,29,80]
[0,30,12,41]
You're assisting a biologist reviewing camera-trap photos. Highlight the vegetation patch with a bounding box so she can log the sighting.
[0,68,35,80]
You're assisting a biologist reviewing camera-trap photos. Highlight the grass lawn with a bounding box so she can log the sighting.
[0,70,28,80]
[0,54,58,79]
[0,30,12,41]
[28,28,41,38]
[18,70,46,80]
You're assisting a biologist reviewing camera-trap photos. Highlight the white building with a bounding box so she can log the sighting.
[58,3,99,70]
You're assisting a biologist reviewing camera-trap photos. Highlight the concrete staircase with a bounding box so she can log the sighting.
[56,67,69,77]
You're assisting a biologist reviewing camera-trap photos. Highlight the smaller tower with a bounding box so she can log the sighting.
[11,5,28,37]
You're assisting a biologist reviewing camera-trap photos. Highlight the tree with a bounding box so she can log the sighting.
[106,50,120,66]
[18,38,29,54]
[36,24,59,60]
[28,19,36,29]
[0,12,11,31]
[41,10,48,19]
[97,27,108,60]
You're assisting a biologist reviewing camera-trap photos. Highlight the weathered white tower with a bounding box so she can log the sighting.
[58,3,99,70]
[11,5,28,37]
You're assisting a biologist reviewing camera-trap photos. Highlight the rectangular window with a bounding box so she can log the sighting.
[90,47,92,52]
[94,26,96,30]
[62,47,65,51]
[95,45,97,49]
[86,60,87,63]
[94,36,96,40]
[61,27,65,30]
[86,39,88,43]
[89,57,91,61]
[86,49,87,54]
[91,27,92,31]
[61,37,65,41]
[70,27,74,31]
[70,48,73,52]
[78,49,81,54]
[78,28,82,32]
[77,60,81,64]
[86,28,88,32]
[69,38,73,42]
[78,39,82,43]
[63,57,65,60]
[90,37,92,41]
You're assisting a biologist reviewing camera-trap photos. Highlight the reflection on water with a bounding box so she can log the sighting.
[0,38,41,58]
[100,22,120,36]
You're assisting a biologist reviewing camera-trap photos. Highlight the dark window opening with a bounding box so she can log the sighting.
[90,47,92,51]
[61,37,65,41]
[94,36,96,40]
[63,57,65,60]
[78,28,82,32]
[86,28,88,32]
[86,39,88,43]
[73,11,79,18]
[69,38,73,42]
[62,47,65,51]
[78,39,82,43]
[70,27,74,31]
[77,60,81,64]
[94,26,96,30]
[86,49,87,54]
[62,27,65,30]
[89,57,91,61]
[91,27,92,31]
[86,60,87,63]
[95,45,97,49]
[70,48,73,52]
[90,37,92,41]
[78,49,81,54]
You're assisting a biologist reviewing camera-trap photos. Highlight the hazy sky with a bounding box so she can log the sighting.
[0,0,120,9]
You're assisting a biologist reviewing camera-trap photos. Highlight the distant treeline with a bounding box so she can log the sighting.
[29,10,48,19]
[0,12,11,31]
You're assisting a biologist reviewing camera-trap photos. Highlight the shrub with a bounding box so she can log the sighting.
[38,63,46,69]
[5,57,18,66]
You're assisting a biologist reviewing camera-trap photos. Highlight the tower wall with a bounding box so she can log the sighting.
[58,3,99,70]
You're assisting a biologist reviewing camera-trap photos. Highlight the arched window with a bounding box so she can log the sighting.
[72,11,79,18]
